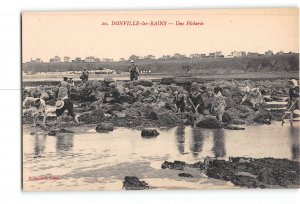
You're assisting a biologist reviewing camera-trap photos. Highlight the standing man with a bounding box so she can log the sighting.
[287,79,299,122]
[80,67,89,83]
[57,77,70,100]
[128,60,139,81]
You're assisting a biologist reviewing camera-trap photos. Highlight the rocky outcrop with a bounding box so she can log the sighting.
[95,122,114,133]
[141,129,160,137]
[122,176,150,190]
[161,157,300,188]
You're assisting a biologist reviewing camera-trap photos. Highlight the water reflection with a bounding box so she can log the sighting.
[56,135,74,154]
[175,125,185,154]
[190,127,205,157]
[212,129,226,158]
[289,121,299,161]
[33,135,47,157]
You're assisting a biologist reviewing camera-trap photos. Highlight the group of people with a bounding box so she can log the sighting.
[173,84,226,123]
[173,78,300,124]
[23,75,81,127]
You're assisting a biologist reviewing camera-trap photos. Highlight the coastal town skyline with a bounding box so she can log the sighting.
[25,49,296,63]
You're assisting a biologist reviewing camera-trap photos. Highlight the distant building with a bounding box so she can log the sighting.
[247,52,259,57]
[276,51,284,55]
[64,56,70,62]
[208,53,215,58]
[75,57,81,62]
[160,55,172,60]
[85,56,96,62]
[102,58,114,62]
[30,58,42,63]
[50,56,61,63]
[190,54,201,58]
[143,55,156,60]
[200,54,207,58]
[119,58,125,61]
[172,53,186,59]
[95,58,101,62]
[232,51,246,57]
[215,51,222,58]
[265,50,273,56]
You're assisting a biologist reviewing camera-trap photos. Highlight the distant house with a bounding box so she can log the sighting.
[75,57,81,62]
[276,51,284,55]
[200,54,207,58]
[208,53,215,58]
[247,52,259,57]
[172,53,186,59]
[190,54,202,58]
[64,56,70,62]
[86,56,96,62]
[143,55,156,60]
[30,58,42,63]
[50,56,61,63]
[215,51,222,58]
[232,51,246,57]
[265,50,273,56]
[102,58,114,62]
[160,55,172,60]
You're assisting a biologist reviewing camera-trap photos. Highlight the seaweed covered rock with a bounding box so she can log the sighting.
[122,176,150,190]
[161,161,187,170]
[96,122,114,133]
[141,129,159,137]
[178,173,193,178]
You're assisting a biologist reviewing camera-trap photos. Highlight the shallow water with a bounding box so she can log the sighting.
[23,121,299,191]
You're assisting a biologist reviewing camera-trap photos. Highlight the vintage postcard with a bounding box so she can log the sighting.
[22,9,299,191]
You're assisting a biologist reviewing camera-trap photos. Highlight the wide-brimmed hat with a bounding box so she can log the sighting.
[289,79,298,87]
[55,100,64,109]
[130,60,134,63]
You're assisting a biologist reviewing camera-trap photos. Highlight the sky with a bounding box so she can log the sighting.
[22,8,299,62]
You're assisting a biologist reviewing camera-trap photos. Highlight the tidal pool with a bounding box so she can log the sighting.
[23,121,299,191]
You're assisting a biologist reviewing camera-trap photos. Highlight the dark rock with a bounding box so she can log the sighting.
[103,77,115,84]
[122,176,149,190]
[161,78,175,85]
[178,173,193,178]
[48,130,56,136]
[146,111,158,120]
[161,161,187,170]
[206,160,236,181]
[133,80,153,87]
[231,175,259,188]
[96,122,114,133]
[141,129,159,137]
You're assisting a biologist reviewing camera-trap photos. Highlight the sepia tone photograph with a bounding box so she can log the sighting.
[22,8,299,191]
